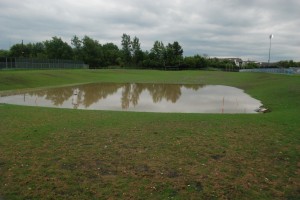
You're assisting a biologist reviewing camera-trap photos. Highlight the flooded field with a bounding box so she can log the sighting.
[0,83,262,113]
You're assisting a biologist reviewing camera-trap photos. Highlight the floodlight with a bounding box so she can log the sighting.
[268,34,274,66]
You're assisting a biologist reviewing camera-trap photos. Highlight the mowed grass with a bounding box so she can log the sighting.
[0,69,299,199]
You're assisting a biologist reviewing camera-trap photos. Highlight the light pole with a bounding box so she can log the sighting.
[268,34,273,66]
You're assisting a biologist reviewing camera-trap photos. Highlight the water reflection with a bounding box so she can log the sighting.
[0,83,262,113]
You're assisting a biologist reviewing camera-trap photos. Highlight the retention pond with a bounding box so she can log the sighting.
[0,83,262,113]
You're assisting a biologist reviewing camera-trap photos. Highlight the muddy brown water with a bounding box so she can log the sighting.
[0,83,262,113]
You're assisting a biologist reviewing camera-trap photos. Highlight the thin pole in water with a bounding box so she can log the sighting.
[221,96,224,113]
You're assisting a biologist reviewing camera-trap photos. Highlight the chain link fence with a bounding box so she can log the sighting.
[0,57,88,70]
[239,68,300,75]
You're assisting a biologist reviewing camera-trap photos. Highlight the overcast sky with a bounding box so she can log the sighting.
[1,0,299,62]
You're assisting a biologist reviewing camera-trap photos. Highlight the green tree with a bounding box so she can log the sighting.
[121,33,132,64]
[44,37,73,59]
[278,60,298,68]
[81,36,103,68]
[9,44,22,57]
[171,41,183,65]
[183,56,196,68]
[0,49,10,57]
[9,43,30,57]
[244,62,258,69]
[102,43,120,66]
[183,55,207,69]
[164,41,184,66]
[195,55,207,68]
[71,35,83,60]
[165,43,175,66]
[30,42,46,58]
[9,42,46,58]
[150,41,165,67]
[131,36,143,65]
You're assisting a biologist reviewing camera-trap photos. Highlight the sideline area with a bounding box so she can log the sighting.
[0,70,299,199]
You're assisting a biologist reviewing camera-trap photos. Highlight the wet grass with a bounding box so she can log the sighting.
[0,69,299,199]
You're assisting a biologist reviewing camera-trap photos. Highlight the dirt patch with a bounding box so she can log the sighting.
[166,169,180,178]
[211,154,225,160]
[60,163,77,171]
[188,181,203,192]
[0,160,5,166]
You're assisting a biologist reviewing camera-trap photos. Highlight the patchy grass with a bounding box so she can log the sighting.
[0,69,299,199]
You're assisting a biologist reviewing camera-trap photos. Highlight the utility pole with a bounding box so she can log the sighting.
[21,40,24,57]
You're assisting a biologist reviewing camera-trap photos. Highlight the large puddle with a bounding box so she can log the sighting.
[0,83,262,113]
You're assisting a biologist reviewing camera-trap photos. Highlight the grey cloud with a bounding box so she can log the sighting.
[0,0,299,62]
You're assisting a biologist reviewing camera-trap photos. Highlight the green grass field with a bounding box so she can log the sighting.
[0,69,299,199]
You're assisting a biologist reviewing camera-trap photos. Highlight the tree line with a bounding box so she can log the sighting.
[0,34,299,69]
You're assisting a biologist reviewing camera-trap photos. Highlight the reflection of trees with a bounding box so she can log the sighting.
[28,83,123,108]
[46,88,74,106]
[121,83,144,109]
[27,87,73,106]
[26,83,203,109]
[79,83,123,107]
[120,84,203,109]
[183,84,203,91]
[147,84,181,103]
[120,83,183,109]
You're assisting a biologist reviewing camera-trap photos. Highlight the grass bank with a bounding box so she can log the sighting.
[0,69,299,199]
